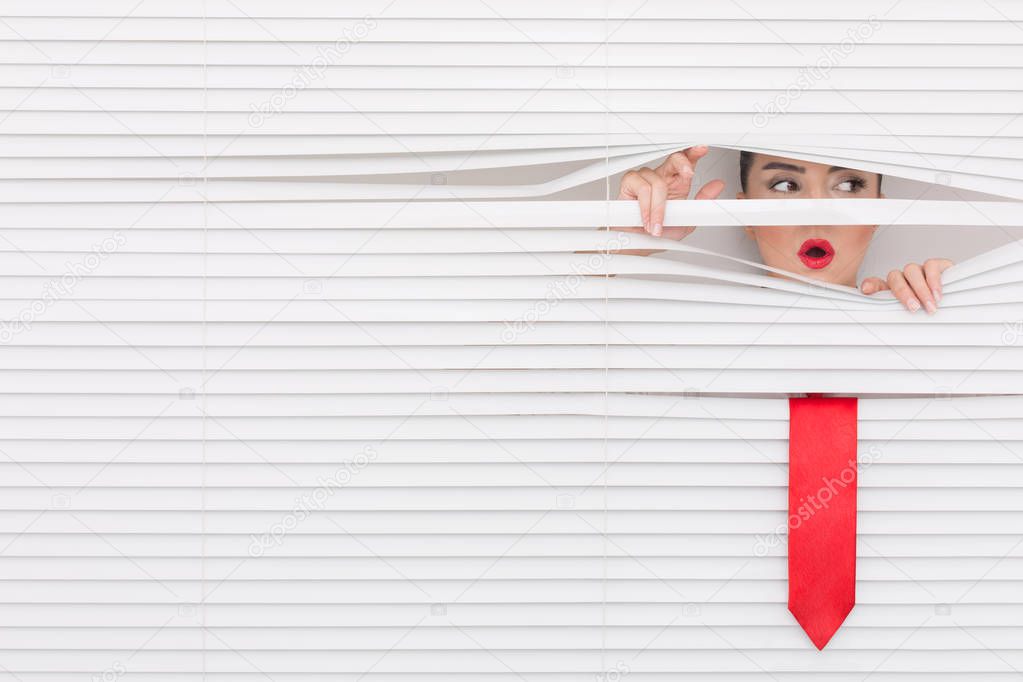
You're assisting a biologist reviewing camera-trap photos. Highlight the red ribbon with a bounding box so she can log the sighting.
[787,395,858,649]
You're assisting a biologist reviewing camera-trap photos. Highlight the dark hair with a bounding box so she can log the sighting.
[739,150,755,194]
[738,150,882,194]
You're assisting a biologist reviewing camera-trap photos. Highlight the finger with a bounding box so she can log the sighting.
[657,147,714,198]
[656,150,695,181]
[859,277,888,295]
[648,181,723,241]
[618,169,653,230]
[657,146,708,175]
[606,225,654,241]
[682,145,710,166]
[651,180,723,241]
[617,169,644,200]
[656,151,696,199]
[887,269,921,312]
[902,262,936,314]
[638,167,668,236]
[923,258,953,303]
[694,179,726,201]
[659,226,696,241]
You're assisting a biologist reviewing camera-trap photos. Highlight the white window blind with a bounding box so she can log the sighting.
[1,1,1022,680]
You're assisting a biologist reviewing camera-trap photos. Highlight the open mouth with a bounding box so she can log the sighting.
[798,239,835,269]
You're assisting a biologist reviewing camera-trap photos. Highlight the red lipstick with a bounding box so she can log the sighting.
[798,239,835,269]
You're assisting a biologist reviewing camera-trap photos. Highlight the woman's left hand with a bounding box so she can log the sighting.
[860,258,954,314]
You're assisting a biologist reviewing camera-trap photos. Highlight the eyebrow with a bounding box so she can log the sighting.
[760,162,804,173]
[760,161,855,174]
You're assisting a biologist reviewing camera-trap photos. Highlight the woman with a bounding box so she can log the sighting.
[615,145,953,313]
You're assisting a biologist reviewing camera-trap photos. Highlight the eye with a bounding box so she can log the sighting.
[835,177,867,193]
[769,178,799,193]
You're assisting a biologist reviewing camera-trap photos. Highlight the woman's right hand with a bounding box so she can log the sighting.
[615,145,726,241]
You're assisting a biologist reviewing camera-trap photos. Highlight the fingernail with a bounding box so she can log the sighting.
[907,298,921,312]
[924,300,937,314]
[653,223,662,236]
[932,287,942,303]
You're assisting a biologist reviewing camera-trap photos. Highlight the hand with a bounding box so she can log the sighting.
[614,146,726,248]
[608,146,726,256]
[860,258,953,314]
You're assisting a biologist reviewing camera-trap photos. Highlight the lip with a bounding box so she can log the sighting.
[798,238,835,269]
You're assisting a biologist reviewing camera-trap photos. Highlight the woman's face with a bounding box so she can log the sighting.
[738,153,882,287]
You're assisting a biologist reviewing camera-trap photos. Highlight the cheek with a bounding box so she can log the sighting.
[839,226,877,251]
[752,226,801,256]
